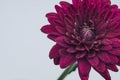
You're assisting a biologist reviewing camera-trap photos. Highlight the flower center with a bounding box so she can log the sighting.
[80,23,95,41]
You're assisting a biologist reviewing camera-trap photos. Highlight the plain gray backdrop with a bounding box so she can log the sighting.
[0,0,120,80]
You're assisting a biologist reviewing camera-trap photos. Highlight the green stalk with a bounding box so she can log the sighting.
[57,64,77,80]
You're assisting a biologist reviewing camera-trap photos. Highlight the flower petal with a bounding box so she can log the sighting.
[102,0,111,5]
[109,49,120,56]
[101,39,112,45]
[55,5,63,14]
[55,36,69,48]
[41,25,58,35]
[98,52,118,64]
[87,52,96,58]
[108,54,119,64]
[59,48,68,56]
[94,63,111,80]
[94,69,111,80]
[100,45,112,51]
[78,59,91,80]
[106,32,120,38]
[79,75,89,80]
[54,58,60,65]
[72,0,81,9]
[106,64,118,72]
[66,47,77,53]
[47,34,58,41]
[46,12,57,18]
[94,61,106,72]
[60,55,76,68]
[55,26,66,34]
[64,15,74,28]
[111,38,120,48]
[76,46,85,51]
[60,1,71,10]
[76,52,86,59]
[49,44,61,59]
[98,52,111,64]
[97,23,108,32]
[88,56,99,67]
[117,57,120,66]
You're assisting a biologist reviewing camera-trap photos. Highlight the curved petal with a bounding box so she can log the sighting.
[106,32,120,38]
[49,44,61,59]
[60,55,76,68]
[64,15,74,28]
[87,52,96,58]
[111,38,120,48]
[109,49,120,56]
[106,64,118,72]
[55,5,63,14]
[109,54,119,64]
[60,1,71,9]
[97,23,108,32]
[102,0,111,5]
[98,53,119,64]
[93,62,111,80]
[46,12,57,18]
[101,39,112,45]
[55,5,65,20]
[100,45,112,51]
[66,47,77,53]
[78,59,91,80]
[117,57,120,66]
[59,48,68,56]
[41,25,59,35]
[76,46,85,51]
[94,61,106,73]
[94,69,111,80]
[76,52,86,59]
[47,34,58,41]
[55,26,66,34]
[98,52,112,64]
[72,0,81,9]
[87,56,99,67]
[54,58,60,65]
[55,36,69,48]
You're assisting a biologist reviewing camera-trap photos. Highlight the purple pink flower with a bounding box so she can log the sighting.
[41,0,120,80]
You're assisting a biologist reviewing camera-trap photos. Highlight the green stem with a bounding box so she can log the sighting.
[57,64,77,80]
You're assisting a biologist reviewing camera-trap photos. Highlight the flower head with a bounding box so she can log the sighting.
[41,0,120,80]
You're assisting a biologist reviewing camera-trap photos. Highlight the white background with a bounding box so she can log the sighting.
[0,0,120,80]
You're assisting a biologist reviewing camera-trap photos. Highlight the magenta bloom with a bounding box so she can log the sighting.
[41,0,120,80]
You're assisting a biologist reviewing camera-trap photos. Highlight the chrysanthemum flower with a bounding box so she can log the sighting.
[41,0,120,80]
